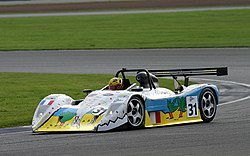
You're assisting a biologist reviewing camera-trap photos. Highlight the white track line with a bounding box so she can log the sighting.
[1,6,250,18]
[193,78,250,106]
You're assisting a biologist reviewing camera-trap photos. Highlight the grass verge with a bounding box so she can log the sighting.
[0,72,185,128]
[0,9,250,50]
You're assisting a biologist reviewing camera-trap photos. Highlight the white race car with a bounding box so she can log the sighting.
[32,67,227,132]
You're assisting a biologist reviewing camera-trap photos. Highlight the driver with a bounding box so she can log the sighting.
[108,77,123,90]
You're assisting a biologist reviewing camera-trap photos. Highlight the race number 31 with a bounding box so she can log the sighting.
[186,96,199,118]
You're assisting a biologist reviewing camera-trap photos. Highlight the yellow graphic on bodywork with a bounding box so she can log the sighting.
[145,111,153,126]
[36,114,103,132]
[144,110,202,128]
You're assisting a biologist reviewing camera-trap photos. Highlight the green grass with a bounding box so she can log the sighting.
[0,9,250,50]
[0,72,185,128]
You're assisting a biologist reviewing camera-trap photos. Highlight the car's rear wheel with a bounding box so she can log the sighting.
[127,96,145,129]
[200,88,217,123]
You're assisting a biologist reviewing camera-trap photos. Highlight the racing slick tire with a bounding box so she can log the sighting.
[127,96,145,129]
[199,88,217,123]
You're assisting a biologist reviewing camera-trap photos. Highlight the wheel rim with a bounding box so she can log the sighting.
[201,91,216,119]
[127,98,144,127]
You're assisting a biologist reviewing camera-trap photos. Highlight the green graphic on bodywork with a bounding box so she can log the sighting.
[167,97,186,119]
[59,111,76,124]
[176,97,186,112]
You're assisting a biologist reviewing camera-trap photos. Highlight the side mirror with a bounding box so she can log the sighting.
[83,89,92,95]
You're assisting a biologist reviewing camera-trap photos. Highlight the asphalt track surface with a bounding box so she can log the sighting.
[0,48,250,156]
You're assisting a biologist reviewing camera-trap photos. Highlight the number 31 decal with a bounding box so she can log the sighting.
[186,96,199,118]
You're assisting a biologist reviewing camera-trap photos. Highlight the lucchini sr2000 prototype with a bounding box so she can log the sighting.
[32,67,228,132]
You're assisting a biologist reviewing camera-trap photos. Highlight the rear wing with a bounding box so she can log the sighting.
[149,67,228,92]
[148,67,228,77]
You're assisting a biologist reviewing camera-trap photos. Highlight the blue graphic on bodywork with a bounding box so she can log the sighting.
[53,108,77,116]
[53,108,78,124]
[146,99,169,113]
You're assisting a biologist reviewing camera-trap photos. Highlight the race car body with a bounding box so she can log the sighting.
[32,67,227,132]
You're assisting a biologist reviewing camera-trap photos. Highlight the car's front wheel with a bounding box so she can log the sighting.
[200,88,217,123]
[127,96,145,129]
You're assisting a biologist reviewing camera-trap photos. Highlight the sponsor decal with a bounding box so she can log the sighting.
[103,93,114,96]
[113,98,126,103]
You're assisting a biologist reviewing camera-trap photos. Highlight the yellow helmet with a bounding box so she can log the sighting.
[108,77,123,90]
